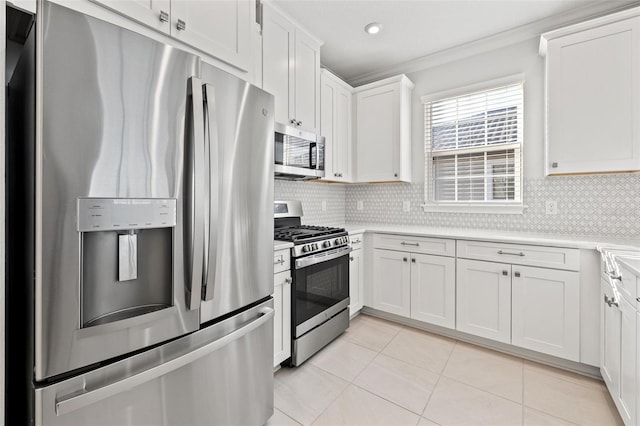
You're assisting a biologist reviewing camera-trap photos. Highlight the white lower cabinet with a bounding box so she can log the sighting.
[456,259,512,344]
[273,269,291,367]
[372,249,411,317]
[410,254,456,329]
[349,234,364,316]
[602,277,621,400]
[511,266,580,361]
[372,247,455,328]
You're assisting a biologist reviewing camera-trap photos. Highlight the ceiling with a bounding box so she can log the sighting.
[270,0,639,85]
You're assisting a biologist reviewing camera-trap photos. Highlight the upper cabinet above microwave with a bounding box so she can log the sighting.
[262,2,322,134]
[540,8,640,175]
[90,0,252,72]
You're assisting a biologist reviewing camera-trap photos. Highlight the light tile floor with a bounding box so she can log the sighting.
[268,314,622,426]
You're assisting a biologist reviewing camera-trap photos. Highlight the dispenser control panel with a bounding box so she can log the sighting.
[77,198,177,232]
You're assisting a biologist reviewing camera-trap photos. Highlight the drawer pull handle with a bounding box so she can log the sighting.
[274,257,285,265]
[604,295,619,308]
[401,242,420,247]
[607,272,622,281]
[497,250,524,256]
[351,239,361,244]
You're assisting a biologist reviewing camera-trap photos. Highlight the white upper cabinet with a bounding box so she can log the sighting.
[354,75,413,182]
[91,0,252,71]
[321,69,353,182]
[170,0,251,71]
[540,10,640,175]
[262,3,321,133]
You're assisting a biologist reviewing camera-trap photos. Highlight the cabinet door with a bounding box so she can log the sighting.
[170,0,251,72]
[320,76,337,179]
[91,0,171,33]
[456,259,511,343]
[262,5,294,126]
[334,85,352,181]
[619,296,636,425]
[511,266,580,360]
[601,278,621,396]
[356,83,399,182]
[372,249,410,317]
[293,29,320,133]
[410,253,455,329]
[546,17,640,174]
[273,270,291,367]
[349,248,364,316]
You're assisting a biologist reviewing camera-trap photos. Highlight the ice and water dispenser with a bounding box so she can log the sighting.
[77,198,177,328]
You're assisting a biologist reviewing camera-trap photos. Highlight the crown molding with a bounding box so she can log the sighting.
[262,0,324,46]
[346,0,640,87]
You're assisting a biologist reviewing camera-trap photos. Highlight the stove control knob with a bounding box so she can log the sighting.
[302,245,310,253]
[314,243,319,250]
[334,238,340,245]
[323,241,331,248]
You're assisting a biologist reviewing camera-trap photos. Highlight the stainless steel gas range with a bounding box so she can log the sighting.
[274,201,351,366]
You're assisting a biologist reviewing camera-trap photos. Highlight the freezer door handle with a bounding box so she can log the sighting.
[185,77,206,310]
[202,83,219,301]
[55,306,274,416]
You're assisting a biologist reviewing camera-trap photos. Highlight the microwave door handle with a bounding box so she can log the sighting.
[309,142,317,168]
[202,84,218,301]
[185,77,205,310]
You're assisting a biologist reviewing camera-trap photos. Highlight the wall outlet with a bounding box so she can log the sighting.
[545,200,558,215]
[357,200,363,211]
[403,200,411,213]
[321,200,327,211]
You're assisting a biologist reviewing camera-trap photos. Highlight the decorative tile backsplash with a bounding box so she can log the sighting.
[276,174,640,239]
[274,180,346,226]
[345,174,640,239]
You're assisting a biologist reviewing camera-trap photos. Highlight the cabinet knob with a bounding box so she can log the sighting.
[176,19,186,31]
[502,270,508,276]
[411,258,416,263]
[290,119,297,125]
[350,256,354,261]
[551,162,558,168]
[297,120,303,126]
[334,173,338,177]
[284,277,292,285]
[159,10,169,22]
[394,173,398,178]
[403,257,408,262]
[514,272,521,278]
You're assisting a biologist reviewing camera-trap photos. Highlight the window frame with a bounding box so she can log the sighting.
[421,74,526,214]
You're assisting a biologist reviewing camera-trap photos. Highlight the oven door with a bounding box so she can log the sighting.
[293,246,351,337]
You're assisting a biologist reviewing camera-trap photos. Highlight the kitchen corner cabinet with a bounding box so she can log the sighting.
[540,12,640,175]
[354,75,413,183]
[349,233,364,316]
[262,3,321,133]
[273,248,291,367]
[90,0,252,71]
[321,70,354,182]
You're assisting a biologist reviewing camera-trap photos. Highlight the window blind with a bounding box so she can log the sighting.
[424,82,523,205]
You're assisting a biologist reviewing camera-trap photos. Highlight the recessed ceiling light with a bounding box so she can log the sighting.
[364,22,382,35]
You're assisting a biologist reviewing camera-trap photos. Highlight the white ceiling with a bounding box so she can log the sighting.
[270,0,639,84]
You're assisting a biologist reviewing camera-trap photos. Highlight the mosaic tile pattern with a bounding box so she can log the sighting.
[274,180,346,226]
[345,174,640,239]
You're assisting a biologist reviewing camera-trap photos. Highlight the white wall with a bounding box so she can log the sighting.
[406,36,545,183]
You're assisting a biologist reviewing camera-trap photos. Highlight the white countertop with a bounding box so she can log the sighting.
[274,240,293,251]
[343,223,640,251]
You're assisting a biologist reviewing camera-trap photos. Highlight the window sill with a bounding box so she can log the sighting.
[421,203,526,215]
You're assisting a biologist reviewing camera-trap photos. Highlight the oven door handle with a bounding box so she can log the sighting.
[295,247,353,269]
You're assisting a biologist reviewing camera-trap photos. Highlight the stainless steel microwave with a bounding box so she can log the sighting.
[274,122,325,180]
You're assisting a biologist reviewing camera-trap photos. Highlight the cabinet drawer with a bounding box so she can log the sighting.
[456,240,579,271]
[373,234,455,257]
[274,248,291,274]
[616,263,637,306]
[349,233,363,251]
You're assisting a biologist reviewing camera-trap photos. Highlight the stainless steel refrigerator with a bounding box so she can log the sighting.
[6,1,275,424]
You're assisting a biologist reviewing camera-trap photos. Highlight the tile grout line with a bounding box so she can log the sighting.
[419,338,459,420]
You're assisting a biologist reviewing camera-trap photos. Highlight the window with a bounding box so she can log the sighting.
[422,77,524,213]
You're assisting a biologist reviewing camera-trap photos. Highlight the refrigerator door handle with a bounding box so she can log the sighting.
[185,77,206,310]
[202,83,219,301]
[55,306,274,416]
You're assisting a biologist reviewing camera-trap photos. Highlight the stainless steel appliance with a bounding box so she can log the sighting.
[274,122,325,180]
[6,2,275,424]
[274,201,350,366]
